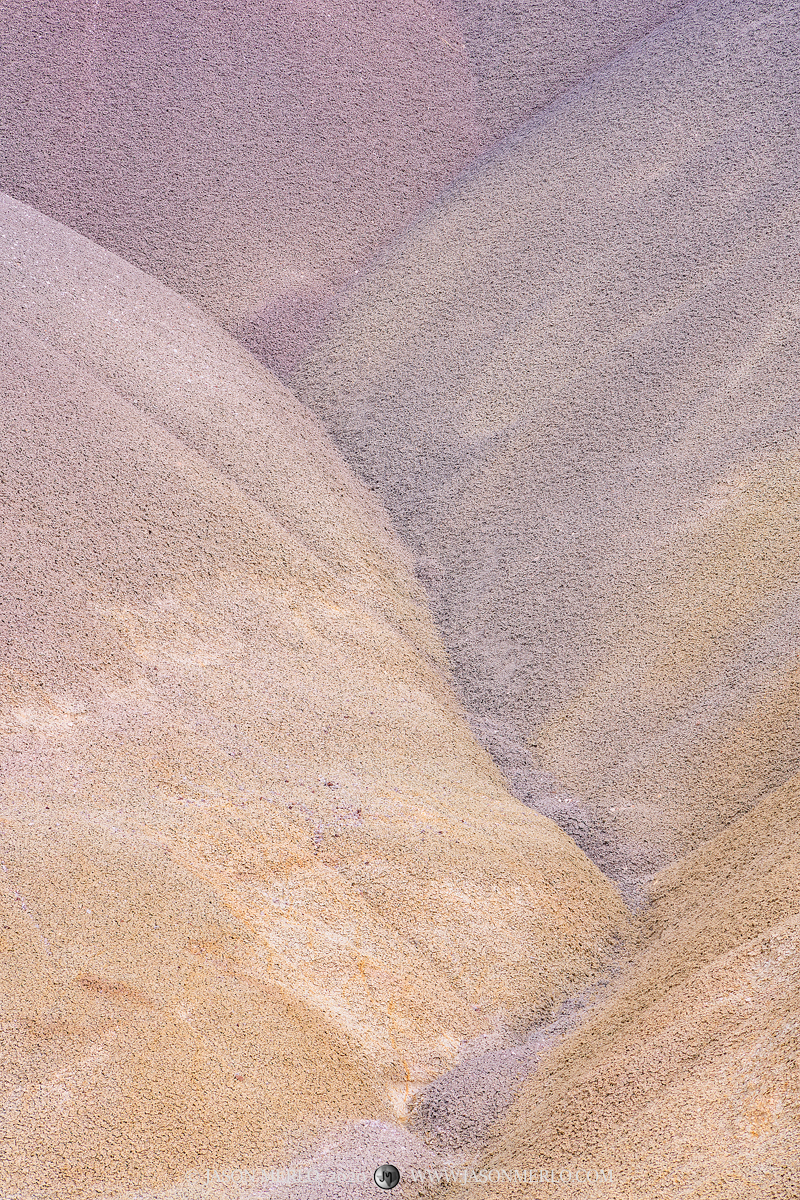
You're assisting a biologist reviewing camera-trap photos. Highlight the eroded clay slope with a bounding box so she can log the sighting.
[0,0,690,377]
[0,0,481,376]
[294,0,800,887]
[0,194,629,1199]
[451,0,690,143]
[409,769,800,1199]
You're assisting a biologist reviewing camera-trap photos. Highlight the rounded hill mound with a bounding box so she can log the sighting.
[0,193,628,1199]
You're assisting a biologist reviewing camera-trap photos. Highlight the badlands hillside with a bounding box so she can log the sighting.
[293,0,800,1194]
[0,195,629,1198]
[0,0,687,378]
[296,0,800,894]
[0,0,799,1198]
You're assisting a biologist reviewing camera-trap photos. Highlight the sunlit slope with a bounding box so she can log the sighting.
[410,771,800,1200]
[0,194,629,1199]
[295,0,800,871]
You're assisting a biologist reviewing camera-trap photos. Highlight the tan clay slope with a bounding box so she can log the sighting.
[294,0,800,878]
[408,770,800,1200]
[0,0,690,377]
[0,194,629,1200]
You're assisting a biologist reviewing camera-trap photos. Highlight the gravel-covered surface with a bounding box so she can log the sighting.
[0,0,690,379]
[2,0,799,1196]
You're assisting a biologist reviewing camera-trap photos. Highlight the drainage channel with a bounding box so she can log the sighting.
[120,716,653,1200]
[157,962,631,1200]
